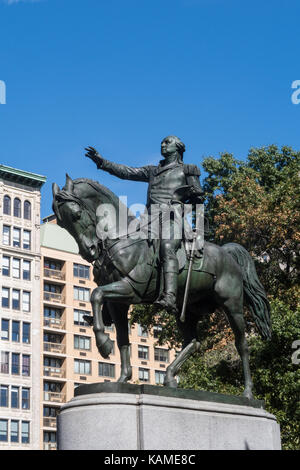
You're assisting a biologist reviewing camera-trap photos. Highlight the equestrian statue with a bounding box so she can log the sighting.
[52,135,271,400]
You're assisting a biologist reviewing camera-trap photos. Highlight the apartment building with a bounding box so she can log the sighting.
[0,165,46,449]
[40,219,176,450]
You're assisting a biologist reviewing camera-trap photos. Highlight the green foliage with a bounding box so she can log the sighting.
[130,304,181,349]
[202,145,300,296]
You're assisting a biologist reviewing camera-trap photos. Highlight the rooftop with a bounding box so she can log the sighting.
[0,164,46,189]
[40,222,79,254]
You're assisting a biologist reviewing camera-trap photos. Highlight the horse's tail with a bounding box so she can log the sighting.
[223,242,271,340]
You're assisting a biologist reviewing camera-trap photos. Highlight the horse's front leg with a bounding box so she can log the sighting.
[90,287,114,358]
[107,302,132,383]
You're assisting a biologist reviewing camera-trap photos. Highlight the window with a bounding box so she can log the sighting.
[73,309,90,326]
[3,195,11,215]
[12,289,20,310]
[2,287,10,308]
[12,353,20,375]
[0,385,8,407]
[13,198,21,218]
[21,421,30,444]
[154,348,169,363]
[22,323,31,344]
[43,406,59,417]
[0,352,9,374]
[1,319,9,341]
[138,324,148,337]
[74,359,91,375]
[11,387,19,409]
[155,370,166,385]
[10,420,19,443]
[44,381,62,393]
[22,291,30,312]
[138,368,150,382]
[12,258,20,278]
[12,290,21,311]
[44,307,61,319]
[74,335,91,351]
[74,286,90,302]
[44,357,62,368]
[138,345,149,360]
[153,325,163,339]
[0,420,8,442]
[2,225,10,245]
[23,230,31,250]
[2,256,10,276]
[44,431,56,444]
[44,333,61,344]
[98,362,115,378]
[22,355,30,376]
[23,260,31,280]
[73,263,90,279]
[22,388,30,409]
[23,201,31,220]
[44,258,62,270]
[12,321,20,342]
[44,283,61,293]
[13,227,21,247]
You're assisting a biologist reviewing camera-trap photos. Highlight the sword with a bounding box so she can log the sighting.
[180,232,197,323]
[179,201,204,323]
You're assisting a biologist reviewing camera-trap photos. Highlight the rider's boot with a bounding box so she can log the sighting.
[154,260,179,314]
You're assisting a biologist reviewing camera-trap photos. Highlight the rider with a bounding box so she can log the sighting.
[85,135,204,313]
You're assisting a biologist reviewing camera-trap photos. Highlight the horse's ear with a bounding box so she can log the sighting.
[65,173,74,193]
[52,182,60,197]
[52,183,62,224]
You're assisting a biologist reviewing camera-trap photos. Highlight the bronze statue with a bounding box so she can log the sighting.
[52,136,271,399]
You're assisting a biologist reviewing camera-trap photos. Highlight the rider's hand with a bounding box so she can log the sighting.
[85,146,104,168]
[189,187,205,204]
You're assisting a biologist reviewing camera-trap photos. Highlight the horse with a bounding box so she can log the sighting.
[52,175,271,400]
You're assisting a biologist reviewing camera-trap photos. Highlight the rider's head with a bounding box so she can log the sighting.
[161,135,186,160]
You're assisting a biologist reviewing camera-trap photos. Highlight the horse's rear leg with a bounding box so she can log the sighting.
[164,313,200,387]
[164,339,200,387]
[224,299,253,400]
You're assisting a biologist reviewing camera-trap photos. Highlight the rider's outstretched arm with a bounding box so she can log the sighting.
[85,146,150,182]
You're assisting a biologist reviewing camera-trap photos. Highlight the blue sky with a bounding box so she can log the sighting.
[1,0,300,218]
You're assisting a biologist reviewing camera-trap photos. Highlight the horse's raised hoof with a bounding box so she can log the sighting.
[164,378,178,389]
[96,333,114,359]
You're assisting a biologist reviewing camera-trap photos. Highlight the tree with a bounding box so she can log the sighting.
[202,145,300,298]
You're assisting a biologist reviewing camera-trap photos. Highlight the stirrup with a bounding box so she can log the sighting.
[154,293,178,314]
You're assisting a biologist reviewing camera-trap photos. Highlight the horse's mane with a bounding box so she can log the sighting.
[73,178,121,208]
[53,177,136,225]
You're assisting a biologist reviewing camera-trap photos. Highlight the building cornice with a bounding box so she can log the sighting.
[0,164,46,189]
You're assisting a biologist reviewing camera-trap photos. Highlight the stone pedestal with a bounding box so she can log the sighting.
[57,383,281,450]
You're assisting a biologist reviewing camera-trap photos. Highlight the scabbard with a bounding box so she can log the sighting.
[180,236,196,322]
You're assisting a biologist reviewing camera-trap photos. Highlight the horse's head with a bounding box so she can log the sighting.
[52,175,101,263]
